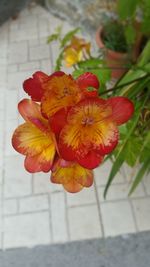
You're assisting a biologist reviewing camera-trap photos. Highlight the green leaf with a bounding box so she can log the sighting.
[138,40,150,66]
[125,24,136,45]
[54,51,64,71]
[77,58,103,69]
[47,33,60,44]
[72,69,85,79]
[104,94,148,198]
[60,28,80,48]
[125,137,142,167]
[118,0,138,20]
[89,68,111,85]
[129,158,150,195]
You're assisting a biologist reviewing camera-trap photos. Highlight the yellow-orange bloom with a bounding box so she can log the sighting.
[12,99,56,173]
[51,158,93,193]
[64,36,91,67]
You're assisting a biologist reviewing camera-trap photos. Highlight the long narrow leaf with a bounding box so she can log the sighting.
[104,94,149,198]
[60,28,80,48]
[129,158,150,195]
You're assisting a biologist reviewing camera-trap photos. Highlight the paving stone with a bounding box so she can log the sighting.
[98,183,145,202]
[38,17,50,38]
[0,189,3,249]
[101,201,136,237]
[19,195,49,213]
[8,64,18,73]
[143,173,150,195]
[5,90,18,120]
[4,156,32,198]
[4,199,18,215]
[8,71,31,90]
[51,192,68,242]
[4,120,19,156]
[29,44,50,60]
[8,41,28,64]
[68,205,102,241]
[19,61,40,71]
[40,59,52,73]
[132,198,150,231]
[94,160,125,186]
[3,212,51,248]
[33,172,63,194]
[28,38,39,47]
[67,186,97,207]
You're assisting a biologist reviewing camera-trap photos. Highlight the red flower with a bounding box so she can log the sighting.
[23,71,65,102]
[58,97,134,169]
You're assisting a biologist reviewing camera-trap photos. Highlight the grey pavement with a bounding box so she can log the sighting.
[0,231,150,267]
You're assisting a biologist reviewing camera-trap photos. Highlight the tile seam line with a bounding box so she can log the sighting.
[94,180,105,238]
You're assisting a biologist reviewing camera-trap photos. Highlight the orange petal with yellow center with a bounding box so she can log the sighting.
[12,122,56,172]
[41,74,82,118]
[59,98,119,167]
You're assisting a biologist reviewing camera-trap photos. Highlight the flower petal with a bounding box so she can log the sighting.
[77,151,104,169]
[18,99,48,132]
[12,122,56,172]
[77,72,99,90]
[74,164,94,186]
[63,180,83,193]
[49,108,69,134]
[50,159,93,192]
[59,98,118,164]
[107,96,134,125]
[23,71,48,101]
[64,47,82,67]
[23,71,65,102]
[41,74,81,118]
[24,149,54,173]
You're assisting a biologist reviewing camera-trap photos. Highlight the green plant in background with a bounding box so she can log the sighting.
[102,21,128,53]
[47,0,150,197]
[118,0,150,43]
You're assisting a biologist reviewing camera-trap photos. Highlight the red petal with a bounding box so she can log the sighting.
[23,71,48,101]
[49,71,65,79]
[77,151,104,169]
[77,72,99,90]
[49,108,69,134]
[58,143,76,161]
[107,97,134,125]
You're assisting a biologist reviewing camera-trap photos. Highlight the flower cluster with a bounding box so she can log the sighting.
[63,36,91,67]
[12,71,134,193]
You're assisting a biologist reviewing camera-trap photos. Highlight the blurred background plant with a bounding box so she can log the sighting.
[47,0,150,197]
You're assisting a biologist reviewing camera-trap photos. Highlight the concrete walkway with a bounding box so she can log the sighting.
[1,231,150,267]
[0,4,150,250]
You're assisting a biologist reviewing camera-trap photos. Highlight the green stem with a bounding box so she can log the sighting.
[100,73,149,96]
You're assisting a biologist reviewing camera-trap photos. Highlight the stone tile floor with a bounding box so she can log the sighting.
[0,4,150,250]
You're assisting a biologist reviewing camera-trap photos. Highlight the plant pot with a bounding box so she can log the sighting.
[95,26,130,79]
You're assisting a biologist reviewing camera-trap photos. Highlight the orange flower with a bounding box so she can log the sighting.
[64,36,91,67]
[12,99,56,173]
[51,158,93,193]
[58,97,134,169]
[41,72,99,133]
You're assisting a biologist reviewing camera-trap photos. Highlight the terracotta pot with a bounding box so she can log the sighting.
[95,26,130,79]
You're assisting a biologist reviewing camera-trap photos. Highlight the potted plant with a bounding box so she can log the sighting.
[95,0,150,79]
[96,20,131,79]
